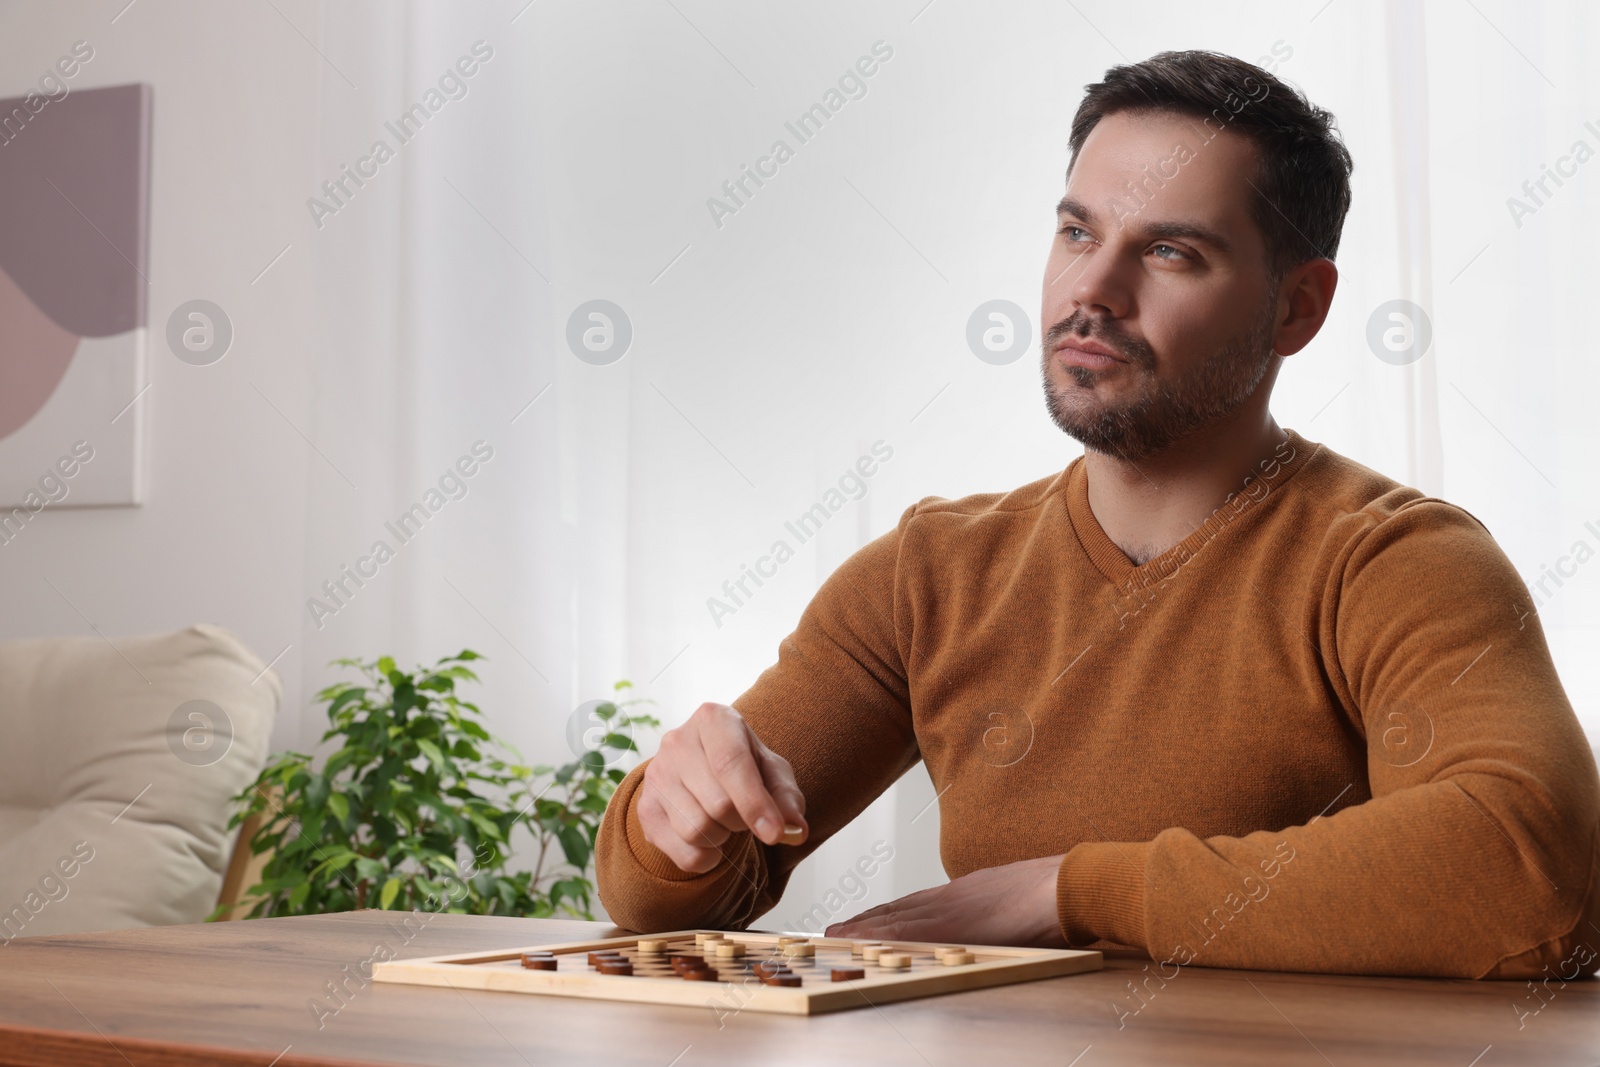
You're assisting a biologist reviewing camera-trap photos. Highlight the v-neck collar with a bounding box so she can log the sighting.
[1061,428,1318,588]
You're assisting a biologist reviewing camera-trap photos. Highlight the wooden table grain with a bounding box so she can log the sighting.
[0,912,1594,1066]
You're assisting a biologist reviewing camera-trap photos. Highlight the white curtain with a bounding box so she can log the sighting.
[298,0,1600,924]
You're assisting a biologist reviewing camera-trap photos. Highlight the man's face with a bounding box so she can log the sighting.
[1040,109,1280,461]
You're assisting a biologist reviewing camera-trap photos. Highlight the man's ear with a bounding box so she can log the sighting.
[1272,258,1338,358]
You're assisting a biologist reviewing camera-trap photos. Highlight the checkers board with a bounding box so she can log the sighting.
[371,929,1102,1015]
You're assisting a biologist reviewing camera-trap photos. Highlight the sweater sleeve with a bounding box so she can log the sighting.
[594,502,923,933]
[1057,498,1600,978]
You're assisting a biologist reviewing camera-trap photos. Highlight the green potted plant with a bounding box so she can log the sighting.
[220,650,657,920]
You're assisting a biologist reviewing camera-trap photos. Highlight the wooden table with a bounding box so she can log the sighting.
[2,912,1595,1065]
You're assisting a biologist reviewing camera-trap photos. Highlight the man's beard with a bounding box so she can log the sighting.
[1039,299,1279,463]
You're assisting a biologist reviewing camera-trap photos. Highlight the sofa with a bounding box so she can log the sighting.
[0,623,279,939]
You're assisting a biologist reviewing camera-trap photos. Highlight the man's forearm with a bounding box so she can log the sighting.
[594,757,774,932]
[1063,774,1599,979]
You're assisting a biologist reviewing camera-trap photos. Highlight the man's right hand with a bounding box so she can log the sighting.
[637,702,808,874]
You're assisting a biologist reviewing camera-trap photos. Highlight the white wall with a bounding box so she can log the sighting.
[0,0,950,919]
[0,0,320,747]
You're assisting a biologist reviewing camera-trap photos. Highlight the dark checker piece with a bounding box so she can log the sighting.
[596,960,634,976]
[831,967,866,981]
[520,954,558,971]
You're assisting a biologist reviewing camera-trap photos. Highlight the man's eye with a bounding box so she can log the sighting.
[1058,227,1190,263]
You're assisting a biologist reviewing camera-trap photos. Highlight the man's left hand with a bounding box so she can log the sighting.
[824,854,1068,947]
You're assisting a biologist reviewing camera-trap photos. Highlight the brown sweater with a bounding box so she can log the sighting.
[595,428,1600,979]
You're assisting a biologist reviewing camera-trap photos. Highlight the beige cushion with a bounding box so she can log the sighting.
[0,623,279,938]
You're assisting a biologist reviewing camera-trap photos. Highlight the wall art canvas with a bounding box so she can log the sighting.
[0,82,150,511]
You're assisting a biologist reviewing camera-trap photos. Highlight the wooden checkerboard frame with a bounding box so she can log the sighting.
[372,929,1103,1016]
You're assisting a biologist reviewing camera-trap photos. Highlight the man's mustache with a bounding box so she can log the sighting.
[1044,317,1148,365]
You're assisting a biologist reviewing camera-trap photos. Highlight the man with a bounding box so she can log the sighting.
[595,50,1600,979]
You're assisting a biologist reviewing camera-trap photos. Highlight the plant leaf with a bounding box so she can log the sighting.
[556,824,590,869]
[416,738,446,769]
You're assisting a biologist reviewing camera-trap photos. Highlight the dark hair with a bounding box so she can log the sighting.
[1068,49,1353,289]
